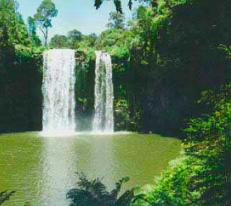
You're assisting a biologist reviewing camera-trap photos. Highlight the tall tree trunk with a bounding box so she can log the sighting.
[44,28,48,47]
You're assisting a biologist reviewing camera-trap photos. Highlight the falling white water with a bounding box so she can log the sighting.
[42,49,76,135]
[93,51,114,133]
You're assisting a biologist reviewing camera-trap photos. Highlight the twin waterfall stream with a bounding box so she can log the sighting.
[42,49,114,135]
[93,51,114,132]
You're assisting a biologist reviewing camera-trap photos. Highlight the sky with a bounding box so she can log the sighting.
[17,0,141,39]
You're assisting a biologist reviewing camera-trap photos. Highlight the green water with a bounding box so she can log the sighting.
[0,132,181,206]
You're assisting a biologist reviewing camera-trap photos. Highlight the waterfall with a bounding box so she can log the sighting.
[42,49,76,134]
[93,51,114,133]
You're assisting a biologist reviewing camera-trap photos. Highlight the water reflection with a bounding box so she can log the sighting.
[39,137,77,206]
[83,135,118,190]
[0,133,181,206]
[39,135,119,205]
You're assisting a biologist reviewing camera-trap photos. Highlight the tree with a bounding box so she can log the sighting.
[132,84,231,206]
[107,12,125,29]
[27,16,41,46]
[84,33,97,47]
[94,0,152,13]
[33,0,58,46]
[67,29,82,48]
[49,34,68,48]
[27,17,36,36]
[66,173,134,206]
[0,0,30,47]
[68,29,82,42]
[0,0,43,133]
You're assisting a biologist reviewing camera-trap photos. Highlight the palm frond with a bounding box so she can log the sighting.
[0,191,15,205]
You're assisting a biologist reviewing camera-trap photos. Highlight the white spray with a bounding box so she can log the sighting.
[93,51,114,133]
[42,49,76,135]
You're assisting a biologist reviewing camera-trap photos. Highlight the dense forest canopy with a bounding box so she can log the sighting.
[0,0,230,205]
[53,0,231,134]
[0,0,43,133]
[0,0,231,134]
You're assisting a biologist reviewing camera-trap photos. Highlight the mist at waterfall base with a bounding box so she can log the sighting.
[41,49,115,136]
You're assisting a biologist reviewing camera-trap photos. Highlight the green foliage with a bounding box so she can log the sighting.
[0,46,43,133]
[183,87,231,205]
[34,0,58,45]
[2,0,229,135]
[72,0,230,134]
[107,12,125,29]
[49,31,97,51]
[67,173,133,206]
[49,34,69,48]
[115,99,130,130]
[0,1,230,205]
[0,0,43,133]
[96,29,132,58]
[0,191,15,205]
[0,0,31,47]
[67,29,83,48]
[132,84,231,206]
[94,0,152,13]
[133,157,199,206]
[27,17,41,46]
[126,0,231,134]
